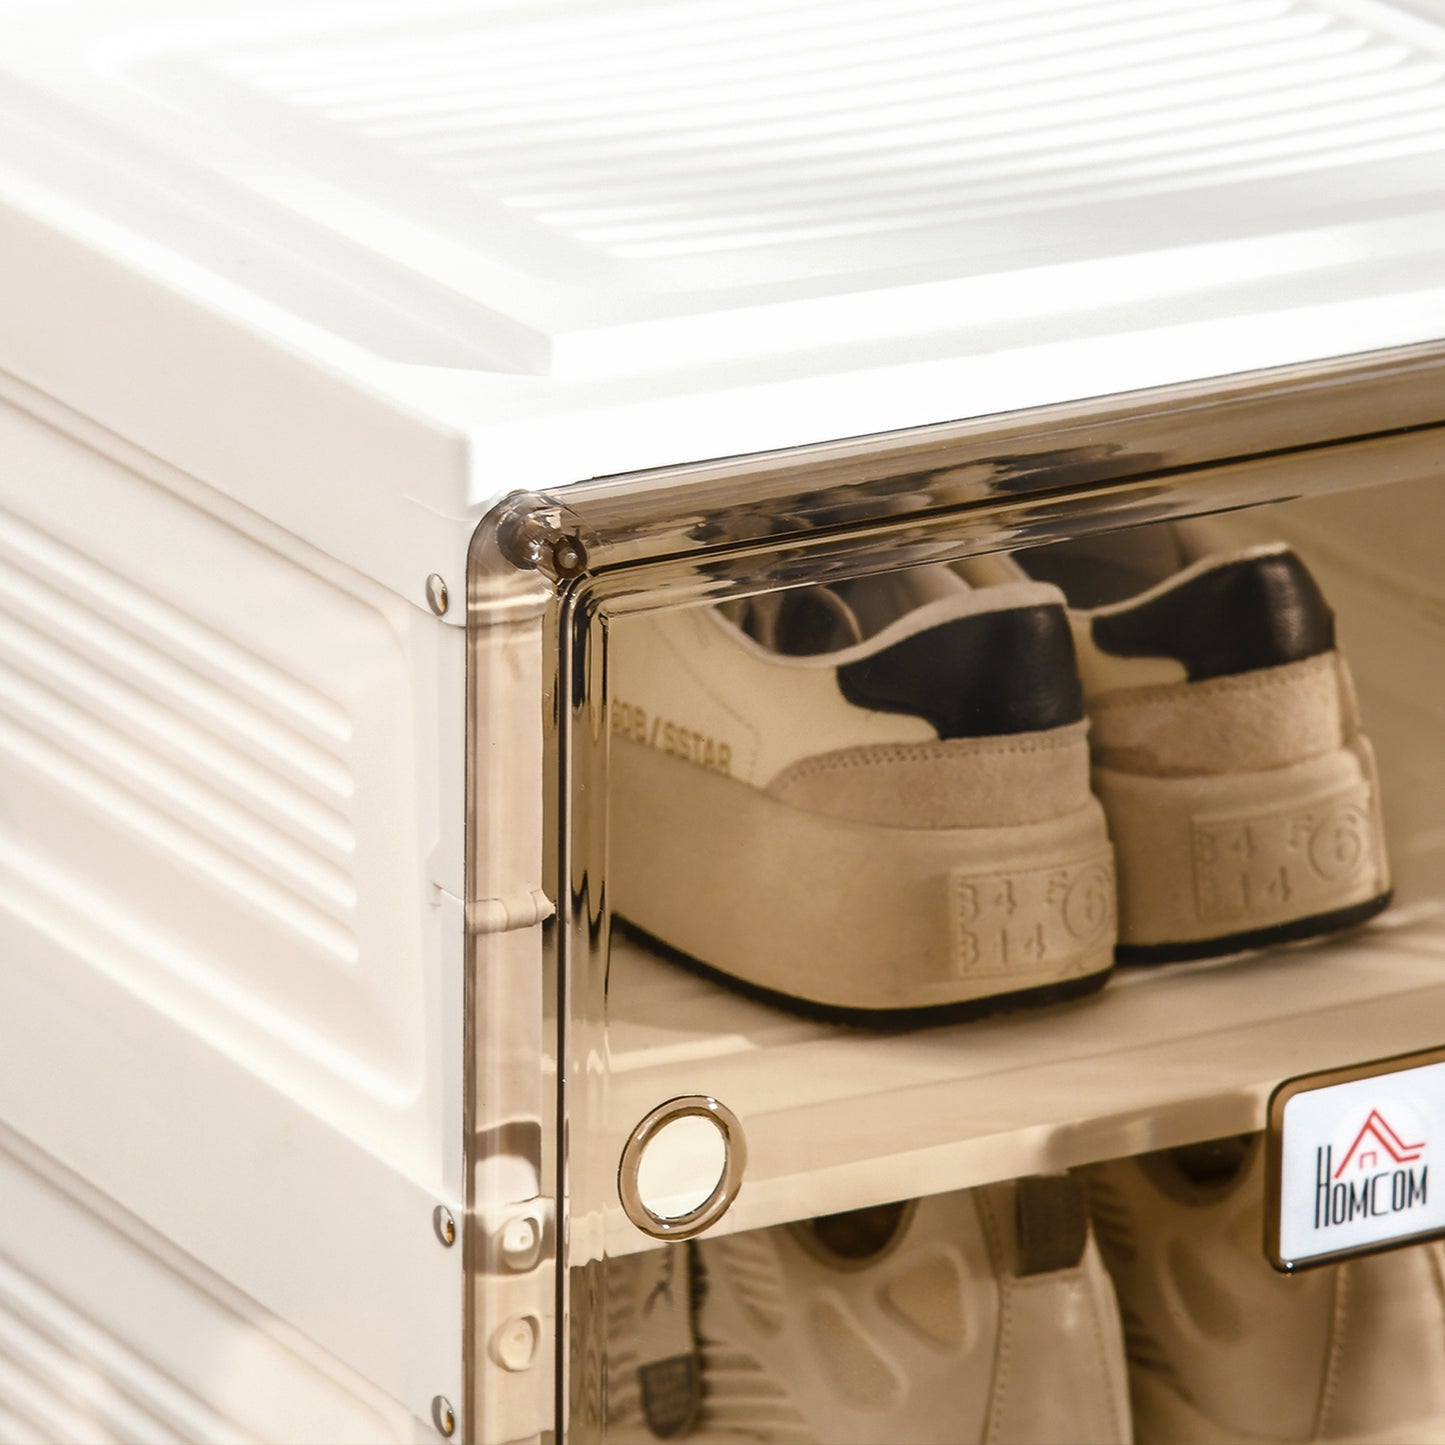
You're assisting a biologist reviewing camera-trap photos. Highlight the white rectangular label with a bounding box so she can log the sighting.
[1274,1056,1445,1268]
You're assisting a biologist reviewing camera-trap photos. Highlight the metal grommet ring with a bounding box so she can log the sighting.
[618,1095,747,1240]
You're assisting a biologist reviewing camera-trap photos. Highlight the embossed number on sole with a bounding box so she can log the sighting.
[1192,788,1378,926]
[951,852,1115,978]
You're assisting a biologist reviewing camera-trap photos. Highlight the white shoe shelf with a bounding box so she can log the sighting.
[586,482,1445,1262]
[594,911,1445,1260]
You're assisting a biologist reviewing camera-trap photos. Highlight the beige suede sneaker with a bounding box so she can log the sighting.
[607,568,1116,1019]
[606,1178,1132,1444]
[1084,1136,1445,1444]
[972,525,1391,961]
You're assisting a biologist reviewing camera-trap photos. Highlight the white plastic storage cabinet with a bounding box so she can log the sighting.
[4,3,1445,1443]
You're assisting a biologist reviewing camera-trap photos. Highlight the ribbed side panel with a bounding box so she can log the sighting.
[0,399,462,1423]
[0,1132,425,1445]
[0,504,359,964]
[218,0,1445,259]
[0,1252,249,1445]
[0,399,434,1150]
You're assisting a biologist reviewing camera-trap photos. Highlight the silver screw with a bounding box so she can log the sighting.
[425,574,449,616]
[433,1205,457,1248]
[431,1395,456,1438]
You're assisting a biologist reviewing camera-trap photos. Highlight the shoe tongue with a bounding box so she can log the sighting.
[838,568,966,637]
[1014,519,1242,608]
[736,567,967,655]
[1018,529,1191,608]
[737,586,865,655]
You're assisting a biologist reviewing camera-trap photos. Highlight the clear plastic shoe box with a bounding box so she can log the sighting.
[3,2,1445,1443]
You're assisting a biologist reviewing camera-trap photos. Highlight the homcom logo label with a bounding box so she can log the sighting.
[1315,1105,1428,1230]
[1276,1058,1445,1266]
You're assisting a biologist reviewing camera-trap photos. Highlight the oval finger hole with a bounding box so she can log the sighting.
[618,1095,746,1240]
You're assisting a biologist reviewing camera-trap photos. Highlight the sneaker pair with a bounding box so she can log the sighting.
[606,1144,1445,1445]
[1084,1134,1445,1444]
[605,1176,1131,1444]
[608,523,1392,1018]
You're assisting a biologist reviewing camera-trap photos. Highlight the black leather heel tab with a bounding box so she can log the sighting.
[837,604,1083,737]
[1091,549,1335,682]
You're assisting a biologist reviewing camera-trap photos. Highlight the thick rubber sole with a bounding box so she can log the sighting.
[615,916,1114,1028]
[1093,734,1391,960]
[1116,891,1393,965]
[610,738,1117,1015]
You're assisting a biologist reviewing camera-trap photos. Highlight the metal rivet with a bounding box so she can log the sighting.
[500,1215,541,1271]
[425,574,449,616]
[492,1314,539,1372]
[433,1205,457,1248]
[431,1395,456,1437]
[551,536,585,577]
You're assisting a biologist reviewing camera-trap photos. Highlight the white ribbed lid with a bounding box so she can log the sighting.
[224,0,1445,266]
[3,0,1445,565]
[6,0,1445,376]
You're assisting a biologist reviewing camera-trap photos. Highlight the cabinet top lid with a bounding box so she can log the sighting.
[5,0,1445,513]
